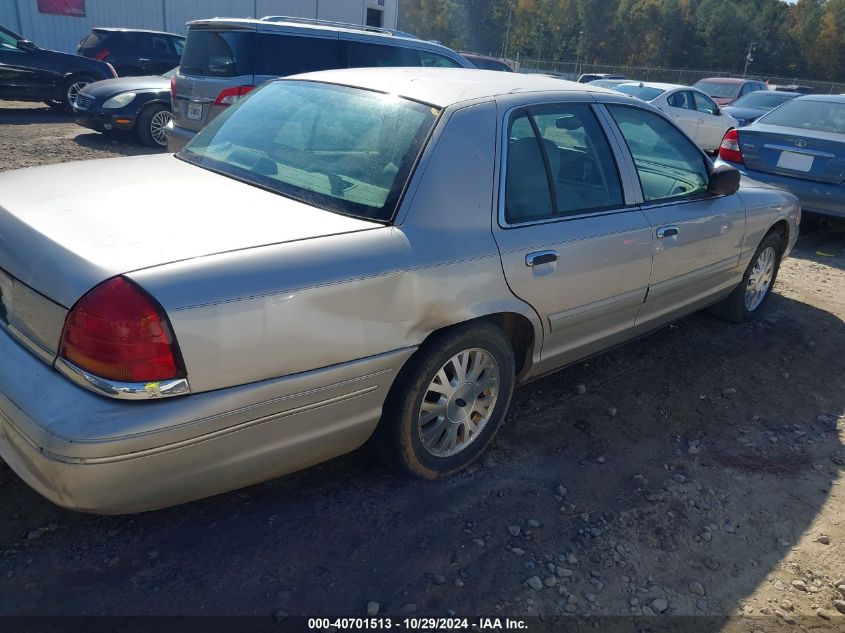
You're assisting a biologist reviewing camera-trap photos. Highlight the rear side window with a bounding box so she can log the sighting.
[181,30,254,77]
[667,91,694,110]
[346,41,419,68]
[257,34,342,76]
[607,105,708,202]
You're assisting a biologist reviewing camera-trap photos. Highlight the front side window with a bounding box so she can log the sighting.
[607,105,709,202]
[179,81,438,222]
[504,104,624,224]
[258,34,341,76]
[693,91,718,115]
[0,28,19,51]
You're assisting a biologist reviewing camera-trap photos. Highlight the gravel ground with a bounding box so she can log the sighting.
[1,102,844,629]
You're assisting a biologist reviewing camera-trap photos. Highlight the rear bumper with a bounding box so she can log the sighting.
[721,159,845,219]
[164,120,196,152]
[0,327,412,514]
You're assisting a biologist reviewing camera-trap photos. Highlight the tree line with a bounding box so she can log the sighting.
[398,0,845,82]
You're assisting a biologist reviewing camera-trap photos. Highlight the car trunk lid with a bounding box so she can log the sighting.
[0,154,381,309]
[738,124,845,184]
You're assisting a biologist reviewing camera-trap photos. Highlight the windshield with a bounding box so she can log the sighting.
[730,91,795,110]
[615,84,666,101]
[694,81,741,99]
[758,99,845,134]
[179,81,439,222]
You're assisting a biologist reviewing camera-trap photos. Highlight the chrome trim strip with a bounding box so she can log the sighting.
[54,358,191,401]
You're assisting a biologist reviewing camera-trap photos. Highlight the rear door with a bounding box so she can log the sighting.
[173,26,256,133]
[664,90,701,142]
[604,104,745,327]
[492,96,654,373]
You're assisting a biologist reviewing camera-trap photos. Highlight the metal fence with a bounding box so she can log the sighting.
[518,59,845,95]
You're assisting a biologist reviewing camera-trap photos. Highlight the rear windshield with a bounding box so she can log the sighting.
[730,91,796,110]
[180,30,253,77]
[758,99,845,134]
[615,84,666,101]
[179,81,439,222]
[694,81,741,99]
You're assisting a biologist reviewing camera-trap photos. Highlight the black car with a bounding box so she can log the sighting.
[0,24,116,111]
[73,68,175,147]
[78,28,185,77]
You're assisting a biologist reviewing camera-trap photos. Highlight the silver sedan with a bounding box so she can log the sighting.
[0,68,800,513]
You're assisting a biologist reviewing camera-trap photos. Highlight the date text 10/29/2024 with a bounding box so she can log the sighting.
[308,618,528,630]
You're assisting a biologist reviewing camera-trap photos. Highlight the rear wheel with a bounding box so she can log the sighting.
[137,104,171,147]
[709,232,784,323]
[373,322,515,478]
[62,75,94,112]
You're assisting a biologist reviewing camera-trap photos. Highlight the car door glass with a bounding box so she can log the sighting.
[504,105,623,223]
[607,105,709,202]
[149,35,172,57]
[172,37,184,56]
[0,29,20,51]
[693,91,717,115]
[418,51,462,68]
[346,41,417,68]
[258,34,342,76]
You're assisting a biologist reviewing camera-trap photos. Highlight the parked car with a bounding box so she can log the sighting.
[588,78,634,90]
[166,15,473,151]
[577,73,628,83]
[73,67,176,147]
[614,82,738,152]
[717,94,845,219]
[773,84,813,95]
[78,28,185,77]
[0,23,116,111]
[693,77,767,106]
[0,69,799,513]
[721,90,800,127]
[460,52,515,72]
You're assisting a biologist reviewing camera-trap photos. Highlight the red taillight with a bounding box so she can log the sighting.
[170,75,176,101]
[59,277,185,383]
[719,128,744,164]
[215,85,254,106]
[94,48,111,61]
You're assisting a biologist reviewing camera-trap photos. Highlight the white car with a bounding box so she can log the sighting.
[614,82,738,152]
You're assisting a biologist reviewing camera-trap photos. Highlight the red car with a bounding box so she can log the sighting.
[693,77,768,106]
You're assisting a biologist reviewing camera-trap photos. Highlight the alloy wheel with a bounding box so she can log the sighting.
[745,246,776,311]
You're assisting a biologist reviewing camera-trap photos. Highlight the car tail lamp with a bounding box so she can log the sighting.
[719,129,744,164]
[215,85,254,106]
[170,76,176,101]
[94,49,110,61]
[59,277,185,383]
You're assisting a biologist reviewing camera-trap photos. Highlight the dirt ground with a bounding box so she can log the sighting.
[0,102,843,630]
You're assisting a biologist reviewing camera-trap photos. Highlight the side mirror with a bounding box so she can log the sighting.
[714,106,722,116]
[16,39,37,52]
[708,164,741,196]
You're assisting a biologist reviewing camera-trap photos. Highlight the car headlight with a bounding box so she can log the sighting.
[102,92,137,109]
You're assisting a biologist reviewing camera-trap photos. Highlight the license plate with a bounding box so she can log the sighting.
[777,151,813,172]
[187,102,203,121]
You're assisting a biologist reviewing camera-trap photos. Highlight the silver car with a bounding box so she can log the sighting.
[0,69,799,513]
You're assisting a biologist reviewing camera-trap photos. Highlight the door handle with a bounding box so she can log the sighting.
[525,250,559,267]
[656,226,679,239]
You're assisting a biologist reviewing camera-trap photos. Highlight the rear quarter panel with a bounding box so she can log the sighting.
[735,184,800,267]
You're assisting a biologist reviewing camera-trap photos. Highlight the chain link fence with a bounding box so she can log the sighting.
[517,59,845,94]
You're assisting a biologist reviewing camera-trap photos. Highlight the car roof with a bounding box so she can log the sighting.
[793,94,845,103]
[618,81,686,91]
[697,77,752,84]
[93,27,183,37]
[287,67,616,108]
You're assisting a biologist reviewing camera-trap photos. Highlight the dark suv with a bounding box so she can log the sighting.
[0,24,116,111]
[166,16,471,150]
[78,28,185,77]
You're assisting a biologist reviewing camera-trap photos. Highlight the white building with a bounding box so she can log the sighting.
[0,0,398,53]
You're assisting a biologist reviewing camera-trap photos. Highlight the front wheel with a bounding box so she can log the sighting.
[137,104,171,147]
[63,75,94,111]
[374,322,516,478]
[710,232,784,323]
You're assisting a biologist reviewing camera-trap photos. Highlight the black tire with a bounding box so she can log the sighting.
[62,74,95,112]
[373,322,515,479]
[709,231,784,323]
[137,104,171,147]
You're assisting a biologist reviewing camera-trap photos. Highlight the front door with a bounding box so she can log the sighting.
[604,104,746,328]
[692,90,726,150]
[493,99,654,373]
